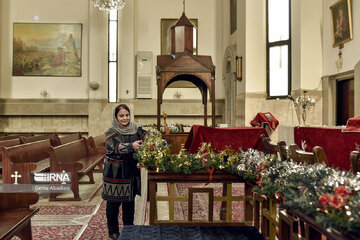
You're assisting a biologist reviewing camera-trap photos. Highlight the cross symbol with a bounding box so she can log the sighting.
[11,171,22,184]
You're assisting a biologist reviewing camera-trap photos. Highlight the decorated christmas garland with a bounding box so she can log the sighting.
[134,128,360,236]
[134,127,273,182]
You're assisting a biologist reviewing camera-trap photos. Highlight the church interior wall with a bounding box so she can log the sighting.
[0,0,225,135]
[232,0,324,142]
[321,0,360,122]
[0,0,359,137]
[134,0,224,100]
[322,0,360,76]
[299,0,323,91]
[0,0,90,99]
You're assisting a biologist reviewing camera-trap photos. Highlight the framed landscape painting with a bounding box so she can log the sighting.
[13,23,82,76]
[330,0,353,48]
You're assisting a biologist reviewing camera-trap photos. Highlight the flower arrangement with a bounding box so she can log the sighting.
[141,123,191,133]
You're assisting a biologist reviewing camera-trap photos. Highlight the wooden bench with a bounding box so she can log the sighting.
[350,151,360,173]
[1,139,54,184]
[87,134,105,153]
[260,134,279,155]
[47,137,104,201]
[21,133,58,144]
[0,133,33,141]
[0,192,39,240]
[289,144,328,166]
[277,141,290,161]
[51,132,83,146]
[0,138,23,174]
[279,209,358,240]
[87,134,106,172]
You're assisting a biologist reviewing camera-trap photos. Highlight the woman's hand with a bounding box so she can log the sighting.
[132,140,143,150]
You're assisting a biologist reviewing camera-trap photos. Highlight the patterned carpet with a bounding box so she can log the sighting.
[10,173,245,239]
[79,199,122,240]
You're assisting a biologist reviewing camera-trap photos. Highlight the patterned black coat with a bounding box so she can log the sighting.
[102,127,147,202]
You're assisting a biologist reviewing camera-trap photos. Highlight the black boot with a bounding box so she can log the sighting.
[108,233,119,240]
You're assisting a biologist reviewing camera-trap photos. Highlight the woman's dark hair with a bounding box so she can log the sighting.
[115,104,130,116]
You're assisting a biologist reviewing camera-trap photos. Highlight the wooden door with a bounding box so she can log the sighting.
[336,78,354,126]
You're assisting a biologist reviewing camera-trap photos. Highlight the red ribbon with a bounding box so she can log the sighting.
[205,166,215,186]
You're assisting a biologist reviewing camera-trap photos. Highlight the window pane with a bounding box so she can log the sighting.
[109,62,117,103]
[268,0,289,42]
[109,21,117,61]
[269,46,288,96]
[109,10,118,20]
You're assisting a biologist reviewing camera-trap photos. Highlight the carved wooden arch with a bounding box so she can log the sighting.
[156,69,215,129]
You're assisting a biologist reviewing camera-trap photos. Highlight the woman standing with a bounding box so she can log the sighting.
[102,104,147,239]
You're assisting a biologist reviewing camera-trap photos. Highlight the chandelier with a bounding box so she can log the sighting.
[92,0,125,11]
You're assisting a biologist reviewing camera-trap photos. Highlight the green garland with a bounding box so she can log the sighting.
[134,128,360,236]
[254,161,360,236]
[134,127,273,182]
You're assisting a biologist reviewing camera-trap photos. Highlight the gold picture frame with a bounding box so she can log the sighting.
[330,0,353,48]
[13,23,82,76]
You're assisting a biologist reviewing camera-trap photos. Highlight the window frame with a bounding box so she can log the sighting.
[108,10,119,103]
[266,0,292,99]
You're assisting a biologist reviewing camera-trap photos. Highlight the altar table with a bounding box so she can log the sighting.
[185,125,268,153]
[148,170,253,226]
[294,126,360,171]
[119,225,264,240]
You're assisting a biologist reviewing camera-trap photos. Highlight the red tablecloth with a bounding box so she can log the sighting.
[185,125,268,153]
[343,115,360,132]
[294,126,360,171]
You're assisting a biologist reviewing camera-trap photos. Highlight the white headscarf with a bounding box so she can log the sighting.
[109,104,139,135]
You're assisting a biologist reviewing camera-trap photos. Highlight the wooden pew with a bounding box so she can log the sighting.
[289,144,328,166]
[1,139,54,184]
[289,144,315,164]
[0,138,23,174]
[277,141,290,161]
[350,151,360,173]
[51,132,83,146]
[260,134,279,155]
[87,134,105,172]
[0,192,39,240]
[0,133,33,141]
[47,138,104,201]
[279,209,358,240]
[87,134,105,152]
[21,133,58,144]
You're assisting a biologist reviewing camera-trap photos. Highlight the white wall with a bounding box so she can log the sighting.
[236,0,246,95]
[135,0,223,100]
[299,0,322,90]
[0,0,2,84]
[0,0,90,99]
[239,0,322,93]
[323,0,360,75]
[0,0,222,101]
[245,0,266,93]
[88,4,108,100]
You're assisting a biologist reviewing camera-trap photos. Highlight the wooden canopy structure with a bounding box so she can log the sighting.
[156,13,216,129]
